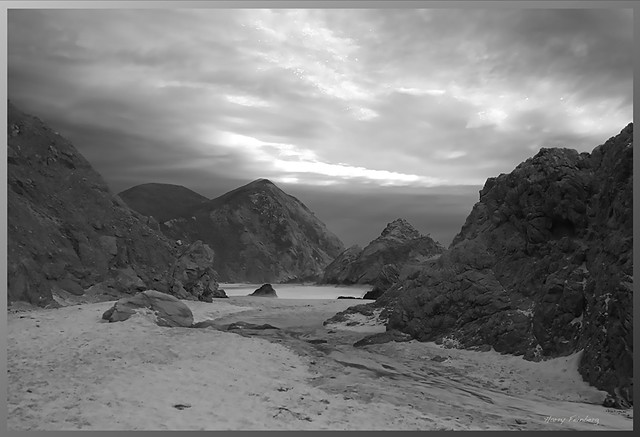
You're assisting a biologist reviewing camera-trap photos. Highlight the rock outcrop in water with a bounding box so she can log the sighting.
[250,284,278,297]
[322,218,444,298]
[343,124,633,406]
[154,179,345,283]
[6,102,193,307]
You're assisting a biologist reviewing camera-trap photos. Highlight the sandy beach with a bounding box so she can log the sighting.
[7,296,633,431]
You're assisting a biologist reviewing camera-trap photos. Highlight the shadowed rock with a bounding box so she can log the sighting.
[249,283,278,297]
[170,240,227,302]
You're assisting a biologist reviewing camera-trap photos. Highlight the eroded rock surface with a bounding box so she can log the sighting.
[170,240,227,301]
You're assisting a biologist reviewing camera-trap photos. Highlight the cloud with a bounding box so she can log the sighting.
[7,8,632,246]
[210,131,445,187]
[395,87,447,97]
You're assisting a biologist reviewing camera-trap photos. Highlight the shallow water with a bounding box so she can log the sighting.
[220,283,372,300]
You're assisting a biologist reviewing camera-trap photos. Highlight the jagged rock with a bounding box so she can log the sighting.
[250,283,277,297]
[170,240,227,302]
[321,218,444,297]
[126,178,345,283]
[379,123,633,405]
[101,290,194,327]
[6,102,179,307]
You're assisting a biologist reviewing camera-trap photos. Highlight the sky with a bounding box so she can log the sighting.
[7,7,633,248]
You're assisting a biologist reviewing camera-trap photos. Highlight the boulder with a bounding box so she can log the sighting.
[101,290,194,327]
[249,283,278,297]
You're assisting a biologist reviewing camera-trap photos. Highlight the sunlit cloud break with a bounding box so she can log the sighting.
[396,87,447,96]
[225,94,272,107]
[215,131,444,187]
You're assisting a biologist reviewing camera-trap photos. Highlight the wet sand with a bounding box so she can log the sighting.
[7,297,633,430]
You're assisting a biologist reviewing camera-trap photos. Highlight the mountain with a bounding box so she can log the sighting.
[356,124,632,406]
[322,218,445,298]
[118,183,209,223]
[159,178,345,282]
[6,102,221,307]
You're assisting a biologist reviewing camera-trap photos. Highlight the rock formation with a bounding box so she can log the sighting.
[118,183,209,223]
[322,218,444,298]
[363,123,633,406]
[249,283,278,297]
[157,178,345,283]
[169,240,228,301]
[6,102,187,307]
[102,290,194,327]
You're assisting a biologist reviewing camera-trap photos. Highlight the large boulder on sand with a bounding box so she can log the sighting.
[249,283,278,297]
[102,290,194,327]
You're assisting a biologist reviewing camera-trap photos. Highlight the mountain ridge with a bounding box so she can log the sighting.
[128,178,345,282]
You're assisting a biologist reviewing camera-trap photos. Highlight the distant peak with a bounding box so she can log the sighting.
[250,178,274,185]
[240,178,281,192]
[379,218,422,240]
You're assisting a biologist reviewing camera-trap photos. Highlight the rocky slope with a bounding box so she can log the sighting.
[158,179,345,283]
[363,124,633,406]
[322,218,445,298]
[118,183,209,223]
[6,102,222,307]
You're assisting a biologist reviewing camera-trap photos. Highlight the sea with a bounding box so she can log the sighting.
[220,283,373,300]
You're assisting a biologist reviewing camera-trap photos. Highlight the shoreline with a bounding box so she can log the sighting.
[7,297,633,430]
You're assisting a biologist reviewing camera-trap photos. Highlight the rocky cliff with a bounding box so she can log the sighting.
[376,124,633,405]
[158,179,345,283]
[371,124,633,405]
[7,102,221,307]
[322,218,445,298]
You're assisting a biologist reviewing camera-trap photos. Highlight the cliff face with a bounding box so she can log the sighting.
[159,179,345,283]
[380,123,632,405]
[7,103,219,307]
[322,218,444,297]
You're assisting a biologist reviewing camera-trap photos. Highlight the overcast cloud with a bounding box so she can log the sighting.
[7,8,633,247]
